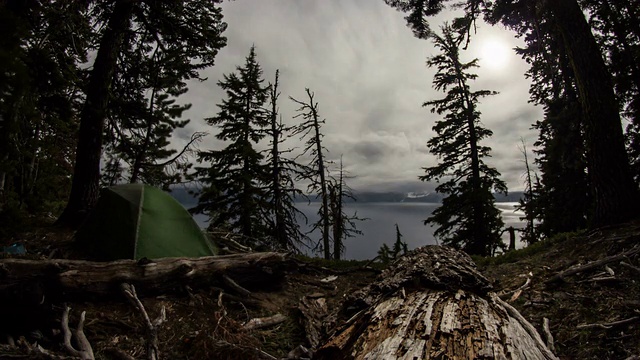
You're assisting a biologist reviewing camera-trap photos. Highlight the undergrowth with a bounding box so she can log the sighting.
[293,255,386,271]
[473,230,586,267]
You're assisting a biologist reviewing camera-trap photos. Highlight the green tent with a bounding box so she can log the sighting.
[76,183,215,260]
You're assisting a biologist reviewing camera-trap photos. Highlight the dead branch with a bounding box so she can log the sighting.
[542,317,555,353]
[576,316,639,330]
[61,307,95,360]
[210,287,261,307]
[576,276,618,284]
[494,295,558,359]
[121,283,166,360]
[222,275,252,297]
[242,313,287,331]
[620,261,640,275]
[546,245,640,284]
[208,231,253,254]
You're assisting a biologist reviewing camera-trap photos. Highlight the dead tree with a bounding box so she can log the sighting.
[315,246,558,359]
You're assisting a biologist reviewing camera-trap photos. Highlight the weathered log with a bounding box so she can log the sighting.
[315,246,558,360]
[0,252,288,300]
[299,294,329,349]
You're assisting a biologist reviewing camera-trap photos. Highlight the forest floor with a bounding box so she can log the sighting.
[0,218,639,359]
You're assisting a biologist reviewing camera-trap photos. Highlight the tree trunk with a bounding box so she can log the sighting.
[0,252,288,300]
[545,0,639,226]
[270,71,287,248]
[308,93,330,260]
[57,0,134,227]
[315,246,557,359]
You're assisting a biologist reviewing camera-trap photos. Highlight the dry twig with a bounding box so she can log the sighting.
[222,274,252,297]
[620,261,640,275]
[121,283,166,360]
[61,306,95,360]
[542,317,555,352]
[576,316,639,330]
[547,245,640,284]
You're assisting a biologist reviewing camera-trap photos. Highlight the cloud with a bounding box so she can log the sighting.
[178,0,541,193]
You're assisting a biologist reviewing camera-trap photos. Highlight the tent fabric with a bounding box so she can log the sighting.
[76,183,215,261]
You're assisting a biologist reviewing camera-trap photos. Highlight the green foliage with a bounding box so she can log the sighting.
[578,1,640,184]
[0,1,89,214]
[377,223,408,265]
[193,46,271,244]
[420,23,506,256]
[490,3,590,238]
[100,0,227,189]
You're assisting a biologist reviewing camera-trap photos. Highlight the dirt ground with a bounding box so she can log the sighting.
[1,220,640,359]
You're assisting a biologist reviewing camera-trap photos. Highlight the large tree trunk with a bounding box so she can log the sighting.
[0,252,288,301]
[57,0,134,227]
[315,246,557,359]
[545,0,639,226]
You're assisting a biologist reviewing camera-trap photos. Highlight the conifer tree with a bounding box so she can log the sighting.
[58,0,227,226]
[328,156,365,260]
[420,23,507,256]
[516,140,539,244]
[193,46,270,243]
[377,223,408,265]
[0,1,90,213]
[498,4,589,237]
[387,0,640,228]
[102,37,207,189]
[290,89,331,259]
[264,70,308,250]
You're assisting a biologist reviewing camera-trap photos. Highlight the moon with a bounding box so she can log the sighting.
[478,39,511,71]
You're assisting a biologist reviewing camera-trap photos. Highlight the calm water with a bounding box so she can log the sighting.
[192,202,525,260]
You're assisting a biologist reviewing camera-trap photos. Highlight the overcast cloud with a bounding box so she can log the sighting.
[176,0,543,193]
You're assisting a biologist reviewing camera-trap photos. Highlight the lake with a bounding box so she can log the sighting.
[192,202,525,260]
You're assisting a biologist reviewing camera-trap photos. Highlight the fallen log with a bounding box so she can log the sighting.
[0,252,289,300]
[315,246,558,360]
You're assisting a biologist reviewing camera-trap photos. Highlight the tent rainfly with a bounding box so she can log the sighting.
[76,183,215,260]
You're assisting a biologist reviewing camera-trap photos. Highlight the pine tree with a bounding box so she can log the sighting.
[392,223,409,257]
[420,23,507,257]
[0,1,90,213]
[264,70,308,250]
[377,223,408,265]
[193,46,270,244]
[387,0,640,229]
[580,0,640,184]
[516,140,540,244]
[328,156,365,260]
[489,2,590,237]
[290,89,331,259]
[58,0,227,226]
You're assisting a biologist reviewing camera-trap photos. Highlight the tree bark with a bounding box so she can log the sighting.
[0,252,288,300]
[315,246,557,359]
[57,0,135,227]
[306,89,330,260]
[545,0,639,226]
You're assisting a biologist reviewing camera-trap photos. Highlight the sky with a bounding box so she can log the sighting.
[175,0,543,193]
